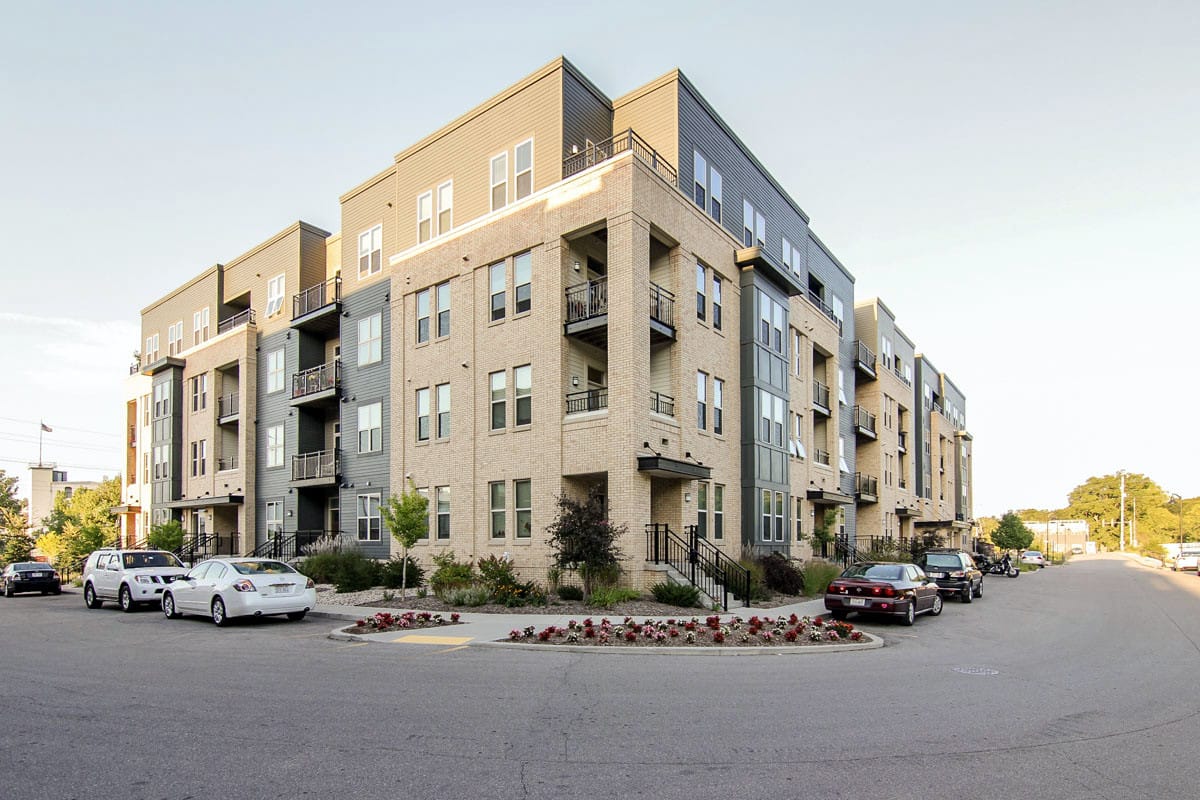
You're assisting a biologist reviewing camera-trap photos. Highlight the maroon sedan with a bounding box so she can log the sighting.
[825,562,943,625]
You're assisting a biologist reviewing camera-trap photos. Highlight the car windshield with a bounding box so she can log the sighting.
[842,564,903,581]
[122,552,183,568]
[231,560,296,575]
[924,555,961,568]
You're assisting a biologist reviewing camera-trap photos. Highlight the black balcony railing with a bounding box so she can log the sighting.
[565,388,608,414]
[128,362,140,375]
[217,309,255,335]
[217,392,239,419]
[855,473,879,498]
[217,455,238,472]
[649,283,675,328]
[814,448,831,466]
[293,276,341,319]
[291,449,339,482]
[565,276,608,323]
[563,129,679,189]
[898,430,908,451]
[805,290,840,328]
[813,381,831,409]
[853,340,876,374]
[650,391,675,417]
[853,405,877,436]
[292,360,341,399]
[893,362,912,386]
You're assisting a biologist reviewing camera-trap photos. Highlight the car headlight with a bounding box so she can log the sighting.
[135,575,155,584]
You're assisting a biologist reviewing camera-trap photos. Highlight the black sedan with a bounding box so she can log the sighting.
[2,562,62,596]
[824,562,943,625]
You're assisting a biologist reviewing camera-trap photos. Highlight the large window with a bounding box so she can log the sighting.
[417,192,433,243]
[436,281,450,338]
[709,167,722,222]
[489,262,506,322]
[437,181,453,236]
[266,501,283,534]
[145,333,159,363]
[515,479,531,538]
[713,377,724,435]
[515,139,533,200]
[514,365,531,426]
[839,435,849,473]
[490,371,506,430]
[415,388,430,442]
[693,151,707,209]
[773,395,785,447]
[191,374,207,412]
[436,383,450,439]
[359,402,382,453]
[267,425,283,468]
[267,349,284,393]
[712,275,722,330]
[416,289,430,343]
[435,486,450,540]
[267,274,285,317]
[357,494,381,541]
[359,225,382,277]
[190,440,206,477]
[168,321,183,356]
[756,290,786,355]
[358,313,381,366]
[514,251,531,314]
[695,263,706,321]
[490,481,505,539]
[762,490,785,543]
[192,307,209,346]
[696,371,707,430]
[490,152,507,211]
[742,199,765,247]
[782,237,802,277]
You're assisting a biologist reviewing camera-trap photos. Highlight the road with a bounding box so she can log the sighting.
[1,553,1198,799]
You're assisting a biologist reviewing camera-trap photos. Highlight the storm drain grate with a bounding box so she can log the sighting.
[952,666,999,676]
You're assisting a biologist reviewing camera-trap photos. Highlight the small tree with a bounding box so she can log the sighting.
[545,487,625,597]
[1,508,34,564]
[380,482,428,599]
[991,512,1034,552]
[146,519,185,552]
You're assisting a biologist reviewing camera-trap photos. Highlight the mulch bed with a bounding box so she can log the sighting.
[504,614,867,648]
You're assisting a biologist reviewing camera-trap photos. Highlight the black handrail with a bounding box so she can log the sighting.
[293,276,341,319]
[563,129,679,188]
[217,309,255,335]
[292,360,341,399]
[650,391,675,417]
[217,392,239,419]
[649,282,675,328]
[247,530,330,561]
[565,276,607,322]
[645,523,751,611]
[565,388,607,414]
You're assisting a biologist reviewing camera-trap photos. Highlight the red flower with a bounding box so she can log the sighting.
[712,631,725,643]
[450,613,461,623]
[624,631,637,642]
[784,629,798,642]
[788,614,799,625]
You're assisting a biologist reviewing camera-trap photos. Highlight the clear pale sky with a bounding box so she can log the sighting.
[1,1,1196,515]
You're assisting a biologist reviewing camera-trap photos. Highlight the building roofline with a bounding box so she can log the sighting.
[806,229,855,284]
[941,373,966,397]
[856,296,916,348]
[224,220,330,271]
[141,265,220,315]
[338,165,396,205]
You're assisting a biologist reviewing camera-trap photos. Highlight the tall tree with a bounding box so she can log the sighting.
[0,469,24,518]
[991,512,1034,552]
[43,477,121,568]
[1065,473,1168,550]
[380,482,428,599]
[1,508,34,563]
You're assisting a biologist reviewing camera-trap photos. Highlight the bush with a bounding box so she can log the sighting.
[297,549,380,593]
[493,580,547,607]
[146,520,184,552]
[296,551,344,584]
[378,556,424,590]
[444,583,493,607]
[300,534,344,557]
[477,554,517,590]
[650,582,700,608]
[430,551,476,597]
[557,584,584,601]
[586,586,641,608]
[758,552,804,595]
[735,552,772,601]
[800,560,841,596]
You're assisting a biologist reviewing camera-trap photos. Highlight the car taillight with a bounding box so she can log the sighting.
[828,584,842,594]
[950,571,965,578]
[232,579,257,593]
[880,586,896,597]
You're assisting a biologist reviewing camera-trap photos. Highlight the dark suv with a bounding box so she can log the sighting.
[918,549,983,602]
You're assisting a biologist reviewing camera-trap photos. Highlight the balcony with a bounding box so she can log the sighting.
[813,381,831,416]
[564,277,676,346]
[650,391,675,417]
[290,449,339,488]
[217,392,240,424]
[291,277,342,335]
[853,405,877,439]
[898,430,908,452]
[893,362,912,386]
[217,455,239,472]
[648,282,675,342]
[565,388,608,415]
[562,128,679,189]
[128,362,140,376]
[855,473,879,503]
[217,308,255,336]
[804,290,841,330]
[813,448,832,467]
[290,360,341,408]
[853,340,877,379]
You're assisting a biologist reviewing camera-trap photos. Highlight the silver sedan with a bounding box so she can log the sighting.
[161,558,317,626]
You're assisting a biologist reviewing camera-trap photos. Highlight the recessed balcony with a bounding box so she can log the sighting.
[565,388,608,415]
[217,309,255,336]
[217,392,240,425]
[853,340,877,379]
[290,449,339,488]
[813,381,831,416]
[290,360,341,408]
[897,430,908,453]
[650,391,675,417]
[291,277,342,335]
[853,405,877,439]
[813,448,832,467]
[855,473,879,503]
[564,277,676,347]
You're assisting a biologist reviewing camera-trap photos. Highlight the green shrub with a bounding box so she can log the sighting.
[146,520,184,552]
[430,551,476,597]
[477,554,518,590]
[800,560,841,596]
[735,552,772,601]
[586,586,641,608]
[493,580,547,607]
[378,556,424,590]
[335,553,380,593]
[296,551,346,584]
[445,583,493,606]
[758,552,804,595]
[557,584,584,601]
[650,582,700,608]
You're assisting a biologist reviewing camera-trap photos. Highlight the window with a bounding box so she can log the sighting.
[712,275,722,330]
[514,364,531,426]
[793,330,803,376]
[142,393,151,426]
[490,371,506,430]
[415,388,430,442]
[885,452,894,487]
[266,274,285,317]
[761,489,771,543]
[436,383,450,439]
[358,313,381,366]
[489,262,506,322]
[490,152,507,211]
[357,494,381,541]
[191,374,207,412]
[167,321,183,356]
[153,381,171,417]
[515,139,533,200]
[782,238,802,276]
[267,349,284,393]
[773,395,784,447]
[759,388,771,443]
[142,452,149,484]
[359,401,382,453]
[756,289,784,353]
[267,425,283,468]
[697,372,707,430]
[693,151,707,209]
[697,482,708,538]
[190,441,199,477]
[192,308,209,346]
[792,410,806,459]
[775,491,785,542]
[696,263,706,321]
[796,497,804,541]
[772,301,784,353]
[838,369,847,406]
[743,199,764,247]
[145,334,159,362]
[713,377,724,435]
[437,181,453,235]
[515,479,531,538]
[266,501,283,535]
[417,192,433,243]
[436,281,450,338]
[359,225,382,276]
[434,486,451,539]
[710,168,722,222]
[714,484,724,540]
[153,444,167,480]
[881,336,893,370]
[490,481,505,539]
[416,289,430,343]
[839,435,849,473]
[831,295,844,333]
[514,251,531,314]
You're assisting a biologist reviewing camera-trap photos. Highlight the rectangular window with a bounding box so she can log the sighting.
[713,377,724,435]
[359,225,382,276]
[773,395,785,447]
[192,307,209,346]
[759,388,771,443]
[514,251,531,314]
[762,489,771,543]
[436,281,450,338]
[758,290,771,345]
[793,330,803,376]
[267,349,284,393]
[416,289,430,343]
[782,236,792,272]
[415,388,430,442]
[437,181,453,236]
[693,150,707,209]
[839,435,849,473]
[142,452,149,484]
[490,481,506,539]
[743,199,764,247]
[696,263,706,321]
[417,192,433,244]
[772,302,784,353]
[167,321,183,356]
[190,374,207,412]
[514,364,531,426]
[267,425,283,468]
[696,371,707,430]
[514,139,533,200]
[358,313,381,366]
[775,491,785,542]
[357,494,381,541]
[710,168,722,222]
[266,501,283,535]
[838,369,847,405]
[142,393,151,426]
[190,441,199,477]
[198,439,206,476]
[436,383,450,439]
[515,479,531,538]
[796,497,804,541]
[359,402,382,453]
[696,482,708,538]
[490,152,507,211]
[267,274,285,317]
[881,337,893,370]
[714,484,724,540]
[436,486,450,540]
[712,275,722,330]
[831,295,845,332]
[489,262,506,322]
[490,371,506,430]
[146,334,159,363]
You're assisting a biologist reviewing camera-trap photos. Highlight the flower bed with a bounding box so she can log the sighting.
[505,614,865,648]
[345,611,461,635]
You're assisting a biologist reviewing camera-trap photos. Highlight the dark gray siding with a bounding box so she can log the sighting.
[254,328,294,548]
[150,367,183,524]
[562,69,613,160]
[913,355,940,501]
[339,279,391,558]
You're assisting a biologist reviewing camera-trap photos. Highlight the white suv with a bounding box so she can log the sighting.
[82,549,188,612]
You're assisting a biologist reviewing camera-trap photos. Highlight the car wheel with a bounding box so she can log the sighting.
[961,584,973,604]
[286,610,307,621]
[84,583,103,609]
[162,593,181,620]
[4,583,12,598]
[53,587,62,595]
[931,594,943,616]
[119,584,136,613]
[974,580,983,598]
[902,601,916,626]
[211,597,229,627]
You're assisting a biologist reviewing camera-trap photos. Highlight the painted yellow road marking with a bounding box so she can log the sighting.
[391,634,473,645]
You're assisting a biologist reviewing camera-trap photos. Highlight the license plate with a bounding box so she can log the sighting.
[930,572,946,578]
[29,573,43,578]
[848,598,866,607]
[271,585,291,595]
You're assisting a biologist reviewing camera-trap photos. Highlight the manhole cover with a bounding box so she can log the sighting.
[952,666,999,676]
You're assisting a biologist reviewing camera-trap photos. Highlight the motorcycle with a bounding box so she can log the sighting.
[981,554,1019,578]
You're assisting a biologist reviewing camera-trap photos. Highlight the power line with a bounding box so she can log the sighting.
[0,415,120,438]
[0,433,120,454]
[0,457,120,472]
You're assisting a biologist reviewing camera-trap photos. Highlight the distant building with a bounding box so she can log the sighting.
[1022,519,1089,553]
[27,465,101,535]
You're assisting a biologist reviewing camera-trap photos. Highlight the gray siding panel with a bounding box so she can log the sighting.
[562,70,613,160]
[255,328,293,549]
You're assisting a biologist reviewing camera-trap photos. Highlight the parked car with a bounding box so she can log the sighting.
[918,548,984,602]
[1172,547,1200,571]
[82,549,188,612]
[824,562,943,625]
[1021,550,1047,568]
[160,558,317,626]
[1070,544,1085,555]
[2,562,62,596]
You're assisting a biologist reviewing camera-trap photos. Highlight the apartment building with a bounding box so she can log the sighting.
[27,466,101,536]
[121,56,975,582]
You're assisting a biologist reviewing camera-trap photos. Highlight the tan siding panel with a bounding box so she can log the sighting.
[613,79,679,171]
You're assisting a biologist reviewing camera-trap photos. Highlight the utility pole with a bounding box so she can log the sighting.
[1131,496,1138,549]
[1118,470,1126,552]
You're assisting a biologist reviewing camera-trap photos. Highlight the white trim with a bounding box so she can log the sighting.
[490,151,508,211]
[436,181,453,236]
[266,273,285,317]
[416,191,433,244]
[514,139,533,201]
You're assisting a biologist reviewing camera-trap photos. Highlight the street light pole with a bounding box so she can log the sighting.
[1173,493,1184,549]
[1118,470,1126,552]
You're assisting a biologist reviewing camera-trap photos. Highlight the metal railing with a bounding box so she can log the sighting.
[645,523,751,611]
[248,530,331,561]
[805,290,839,327]
[853,340,876,373]
[217,309,255,335]
[834,535,868,568]
[291,449,339,482]
[217,392,239,419]
[650,391,675,417]
[174,532,241,566]
[814,448,831,466]
[649,283,675,328]
[813,381,831,409]
[565,388,608,414]
[216,455,238,472]
[128,362,141,375]
[855,473,879,498]
[565,276,608,322]
[893,362,912,386]
[293,276,341,319]
[898,430,908,450]
[292,360,341,399]
[563,129,679,189]
[853,405,877,435]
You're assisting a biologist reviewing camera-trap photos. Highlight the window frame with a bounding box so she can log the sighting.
[415,388,430,442]
[693,150,707,209]
[266,273,285,318]
[266,424,283,468]
[696,371,707,431]
[712,275,722,330]
[713,377,723,435]
[514,364,531,426]
[358,401,382,454]
[267,349,284,393]
[710,167,722,222]
[436,181,453,236]
[192,307,209,346]
[265,500,284,535]
[514,139,533,200]
[436,281,450,338]
[490,152,508,211]
[416,288,430,343]
[696,263,706,321]
[489,261,506,322]
[514,479,531,538]
[489,481,506,539]
[417,192,433,244]
[436,382,450,439]
[357,493,381,541]
[359,225,383,277]
[358,313,382,366]
[489,371,506,431]
[513,251,532,314]
[714,484,724,540]
[435,486,450,540]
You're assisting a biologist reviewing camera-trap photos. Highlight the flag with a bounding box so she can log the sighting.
[40,422,52,433]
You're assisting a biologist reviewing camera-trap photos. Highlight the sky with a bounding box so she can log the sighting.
[1,0,1197,516]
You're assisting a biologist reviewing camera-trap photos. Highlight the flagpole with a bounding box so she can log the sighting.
[39,420,43,466]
